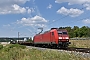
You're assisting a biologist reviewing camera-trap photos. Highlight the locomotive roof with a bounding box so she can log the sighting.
[44,29,67,33]
[36,28,67,35]
[51,28,67,31]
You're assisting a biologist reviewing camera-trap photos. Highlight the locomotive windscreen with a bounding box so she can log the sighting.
[62,32,67,34]
[58,31,67,35]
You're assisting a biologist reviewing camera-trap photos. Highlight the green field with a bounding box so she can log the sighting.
[0,44,89,60]
[69,40,90,48]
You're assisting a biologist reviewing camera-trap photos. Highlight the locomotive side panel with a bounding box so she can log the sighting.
[34,34,43,44]
[42,32,51,44]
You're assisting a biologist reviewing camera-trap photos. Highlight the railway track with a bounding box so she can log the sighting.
[65,47,90,53]
[12,42,90,58]
[18,42,90,53]
[26,46,90,58]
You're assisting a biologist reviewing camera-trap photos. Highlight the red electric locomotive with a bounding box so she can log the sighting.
[33,28,71,48]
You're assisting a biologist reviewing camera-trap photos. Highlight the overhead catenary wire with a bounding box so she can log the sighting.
[62,7,88,27]
[48,15,69,26]
[35,4,87,35]
[47,6,86,26]
[63,15,90,27]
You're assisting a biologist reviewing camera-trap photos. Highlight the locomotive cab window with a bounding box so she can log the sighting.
[58,31,62,34]
[52,32,54,35]
[63,32,67,34]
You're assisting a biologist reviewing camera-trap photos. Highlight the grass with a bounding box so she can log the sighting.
[69,40,90,48]
[0,44,90,60]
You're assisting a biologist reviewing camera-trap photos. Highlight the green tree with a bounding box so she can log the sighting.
[73,26,79,37]
[26,37,33,42]
[65,26,74,38]
[78,26,88,37]
[59,26,90,38]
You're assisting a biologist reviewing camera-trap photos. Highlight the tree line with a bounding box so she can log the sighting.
[59,26,90,38]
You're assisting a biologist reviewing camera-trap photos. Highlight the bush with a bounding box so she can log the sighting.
[3,44,26,52]
[9,44,26,49]
[26,39,33,42]
[0,45,3,49]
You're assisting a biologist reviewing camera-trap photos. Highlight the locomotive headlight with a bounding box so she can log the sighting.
[66,37,69,39]
[59,37,62,39]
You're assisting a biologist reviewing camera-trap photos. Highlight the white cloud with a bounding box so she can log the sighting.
[47,4,52,9]
[84,4,90,10]
[26,7,35,14]
[0,0,31,14]
[0,0,30,5]
[27,9,31,14]
[12,4,26,13]
[0,4,32,14]
[17,15,48,27]
[55,0,90,10]
[3,24,11,27]
[57,7,84,17]
[55,0,90,5]
[82,19,90,24]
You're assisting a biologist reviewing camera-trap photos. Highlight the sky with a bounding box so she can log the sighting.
[0,0,90,37]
